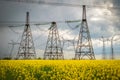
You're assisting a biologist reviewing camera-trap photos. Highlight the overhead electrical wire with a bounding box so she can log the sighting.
[61,20,81,34]
[59,26,78,39]
[8,26,20,34]
[1,0,120,9]
[3,19,81,27]
[34,20,81,46]
[33,28,48,42]
[67,22,80,30]
[59,28,79,46]
[35,19,81,25]
[1,0,86,7]
[7,19,81,46]
[36,25,48,32]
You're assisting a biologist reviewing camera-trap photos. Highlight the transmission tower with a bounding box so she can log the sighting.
[44,22,64,60]
[75,5,95,60]
[8,40,19,58]
[17,12,36,59]
[100,36,108,59]
[108,35,120,60]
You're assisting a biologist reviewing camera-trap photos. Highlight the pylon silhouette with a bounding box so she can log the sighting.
[44,22,64,60]
[17,12,36,59]
[75,5,95,60]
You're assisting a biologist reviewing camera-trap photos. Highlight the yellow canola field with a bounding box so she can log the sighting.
[0,60,120,80]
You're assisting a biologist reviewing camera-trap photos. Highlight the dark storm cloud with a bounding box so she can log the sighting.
[109,0,120,30]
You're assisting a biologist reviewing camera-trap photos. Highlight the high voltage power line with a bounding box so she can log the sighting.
[1,0,120,9]
[7,20,81,35]
[7,19,81,50]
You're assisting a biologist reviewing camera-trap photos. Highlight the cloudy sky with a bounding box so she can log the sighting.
[0,0,120,59]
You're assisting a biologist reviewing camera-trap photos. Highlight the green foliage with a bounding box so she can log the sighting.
[37,57,42,60]
[2,57,11,60]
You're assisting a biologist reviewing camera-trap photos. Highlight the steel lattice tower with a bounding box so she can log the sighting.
[75,5,95,60]
[44,22,64,60]
[100,36,107,59]
[17,12,36,59]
